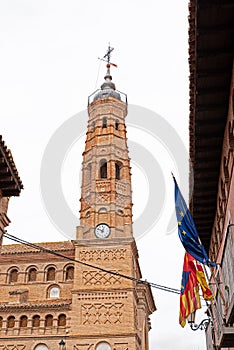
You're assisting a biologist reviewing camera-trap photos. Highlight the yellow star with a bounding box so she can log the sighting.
[178,221,182,226]
[182,230,186,235]
[180,211,184,217]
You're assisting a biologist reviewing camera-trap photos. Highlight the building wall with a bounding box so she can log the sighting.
[206,64,234,350]
[0,243,74,349]
[0,190,9,243]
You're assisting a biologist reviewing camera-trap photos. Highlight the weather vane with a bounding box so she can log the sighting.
[98,44,117,68]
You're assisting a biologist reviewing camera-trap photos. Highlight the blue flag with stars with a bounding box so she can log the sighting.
[173,176,216,266]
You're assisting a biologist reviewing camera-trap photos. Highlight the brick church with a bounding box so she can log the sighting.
[0,57,156,350]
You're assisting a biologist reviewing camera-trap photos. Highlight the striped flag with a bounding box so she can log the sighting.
[180,252,201,327]
[179,252,213,327]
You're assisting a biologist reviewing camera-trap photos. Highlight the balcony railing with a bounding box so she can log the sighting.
[88,89,127,105]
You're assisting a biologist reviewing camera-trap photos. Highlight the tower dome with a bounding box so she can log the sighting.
[93,63,121,101]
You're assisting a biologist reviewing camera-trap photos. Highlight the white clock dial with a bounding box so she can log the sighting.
[96,342,111,350]
[34,345,49,350]
[94,224,110,238]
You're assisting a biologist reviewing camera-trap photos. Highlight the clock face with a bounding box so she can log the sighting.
[94,224,110,238]
[34,345,49,350]
[96,342,111,350]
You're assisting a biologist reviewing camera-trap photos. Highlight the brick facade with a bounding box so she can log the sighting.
[0,67,156,350]
[188,1,234,347]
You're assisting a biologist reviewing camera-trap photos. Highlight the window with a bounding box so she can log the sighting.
[46,267,56,281]
[7,316,15,328]
[102,117,107,128]
[99,207,107,213]
[65,266,74,280]
[0,316,3,328]
[9,268,18,283]
[32,315,40,327]
[28,267,37,282]
[100,160,107,179]
[45,314,53,327]
[20,315,28,328]
[58,314,66,327]
[115,163,121,180]
[115,119,119,130]
[92,121,95,131]
[49,286,60,298]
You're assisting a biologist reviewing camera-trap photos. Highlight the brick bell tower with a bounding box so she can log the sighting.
[72,47,156,350]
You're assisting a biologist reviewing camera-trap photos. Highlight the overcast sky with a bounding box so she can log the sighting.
[1,1,207,349]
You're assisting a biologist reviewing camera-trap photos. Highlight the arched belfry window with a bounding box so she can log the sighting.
[87,163,92,182]
[100,160,107,179]
[115,163,121,180]
[115,119,119,130]
[102,117,107,128]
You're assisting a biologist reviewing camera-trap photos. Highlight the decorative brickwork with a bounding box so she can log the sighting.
[82,270,121,286]
[81,302,124,325]
[79,249,126,262]
[74,345,94,350]
[0,346,26,350]
[113,344,128,350]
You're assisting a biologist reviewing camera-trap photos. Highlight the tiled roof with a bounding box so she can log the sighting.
[188,0,234,251]
[0,135,23,196]
[0,241,75,255]
[0,298,72,310]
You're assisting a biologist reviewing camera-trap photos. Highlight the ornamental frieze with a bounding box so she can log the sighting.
[79,248,126,262]
[0,346,26,350]
[82,270,121,286]
[81,302,123,325]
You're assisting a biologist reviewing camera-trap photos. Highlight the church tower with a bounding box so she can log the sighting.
[0,47,155,350]
[72,47,156,350]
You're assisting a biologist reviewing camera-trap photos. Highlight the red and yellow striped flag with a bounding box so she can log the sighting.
[196,261,213,301]
[179,252,213,327]
[179,252,201,327]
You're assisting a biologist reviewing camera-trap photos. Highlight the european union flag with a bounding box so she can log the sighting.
[173,176,216,266]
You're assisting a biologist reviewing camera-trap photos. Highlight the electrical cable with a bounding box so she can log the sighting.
[3,231,181,295]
